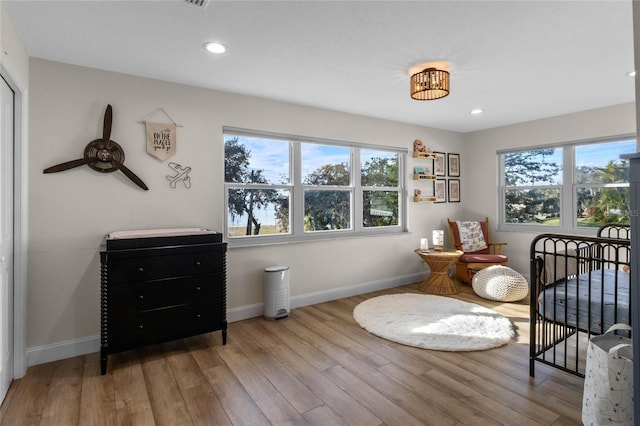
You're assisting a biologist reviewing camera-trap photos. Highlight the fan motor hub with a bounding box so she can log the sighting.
[84,139,125,173]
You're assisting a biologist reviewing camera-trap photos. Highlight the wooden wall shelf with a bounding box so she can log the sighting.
[413,195,436,202]
[413,151,436,159]
[413,173,436,181]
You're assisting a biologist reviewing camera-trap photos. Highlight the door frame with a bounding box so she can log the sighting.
[1,66,26,379]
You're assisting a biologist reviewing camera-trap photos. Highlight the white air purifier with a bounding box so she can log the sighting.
[263,266,290,320]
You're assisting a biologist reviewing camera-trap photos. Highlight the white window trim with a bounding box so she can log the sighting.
[498,134,636,235]
[223,127,408,247]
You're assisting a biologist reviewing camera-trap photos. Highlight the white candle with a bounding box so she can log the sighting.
[420,238,429,251]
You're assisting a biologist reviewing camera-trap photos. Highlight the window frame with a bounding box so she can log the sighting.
[223,127,407,246]
[498,135,636,234]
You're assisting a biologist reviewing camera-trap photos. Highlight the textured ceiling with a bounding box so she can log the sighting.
[4,0,636,133]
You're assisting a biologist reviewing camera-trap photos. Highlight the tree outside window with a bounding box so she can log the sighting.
[500,138,636,230]
[225,136,290,237]
[574,140,634,227]
[361,149,399,228]
[503,148,561,225]
[224,132,404,241]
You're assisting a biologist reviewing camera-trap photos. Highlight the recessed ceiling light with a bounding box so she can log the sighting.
[203,42,226,54]
[470,109,483,114]
[627,71,636,77]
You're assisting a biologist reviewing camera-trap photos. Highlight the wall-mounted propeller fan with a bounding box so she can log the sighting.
[43,104,149,190]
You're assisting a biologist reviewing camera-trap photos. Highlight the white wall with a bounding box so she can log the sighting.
[1,7,28,86]
[27,59,465,359]
[464,103,637,274]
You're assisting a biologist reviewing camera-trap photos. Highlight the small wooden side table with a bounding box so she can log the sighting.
[414,249,464,295]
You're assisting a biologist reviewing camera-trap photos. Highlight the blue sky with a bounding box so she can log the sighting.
[506,139,636,185]
[575,139,636,167]
[234,136,290,184]
[230,135,397,184]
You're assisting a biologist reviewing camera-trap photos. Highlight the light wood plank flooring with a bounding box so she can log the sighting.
[0,283,585,425]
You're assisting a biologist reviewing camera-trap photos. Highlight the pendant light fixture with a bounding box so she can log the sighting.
[410,67,450,100]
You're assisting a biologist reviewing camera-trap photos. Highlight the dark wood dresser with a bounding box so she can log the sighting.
[99,229,227,374]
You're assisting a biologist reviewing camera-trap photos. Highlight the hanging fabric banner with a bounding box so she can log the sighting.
[146,122,176,161]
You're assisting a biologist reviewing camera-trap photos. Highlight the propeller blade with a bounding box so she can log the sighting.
[103,104,112,148]
[43,158,87,173]
[112,159,149,190]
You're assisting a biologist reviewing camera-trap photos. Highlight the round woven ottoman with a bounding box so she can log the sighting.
[472,265,529,302]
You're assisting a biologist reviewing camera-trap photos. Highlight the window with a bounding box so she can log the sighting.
[224,129,406,244]
[301,143,351,232]
[361,149,400,228]
[575,140,632,227]
[499,137,636,232]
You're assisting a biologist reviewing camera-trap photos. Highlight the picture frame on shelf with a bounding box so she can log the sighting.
[434,179,446,203]
[448,179,460,202]
[447,153,460,177]
[434,152,446,176]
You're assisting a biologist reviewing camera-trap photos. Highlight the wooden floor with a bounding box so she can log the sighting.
[0,283,585,426]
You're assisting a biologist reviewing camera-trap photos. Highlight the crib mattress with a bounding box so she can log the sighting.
[537,269,630,333]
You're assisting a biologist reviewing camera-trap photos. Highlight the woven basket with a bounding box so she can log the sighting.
[472,265,529,302]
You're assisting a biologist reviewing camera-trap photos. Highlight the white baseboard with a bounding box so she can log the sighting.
[27,272,426,367]
[27,335,100,367]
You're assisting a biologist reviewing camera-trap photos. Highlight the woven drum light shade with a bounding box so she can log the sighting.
[410,68,450,100]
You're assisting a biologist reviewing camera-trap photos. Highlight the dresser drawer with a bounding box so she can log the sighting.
[106,255,170,284]
[107,273,224,315]
[107,303,225,353]
[170,248,224,276]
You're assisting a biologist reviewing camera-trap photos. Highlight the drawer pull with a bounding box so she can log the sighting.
[137,267,144,272]
[138,294,144,300]
[194,261,201,266]
[196,314,201,318]
[195,286,201,291]
[138,324,144,329]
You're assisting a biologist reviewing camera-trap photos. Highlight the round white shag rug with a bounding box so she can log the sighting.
[353,293,514,351]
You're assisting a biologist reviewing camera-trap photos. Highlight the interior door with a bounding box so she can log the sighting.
[0,76,14,403]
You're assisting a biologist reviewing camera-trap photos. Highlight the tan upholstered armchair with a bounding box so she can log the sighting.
[447,217,508,284]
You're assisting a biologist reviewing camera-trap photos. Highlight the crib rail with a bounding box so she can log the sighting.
[596,223,630,240]
[529,231,631,377]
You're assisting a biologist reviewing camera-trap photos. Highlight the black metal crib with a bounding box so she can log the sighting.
[529,225,631,377]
